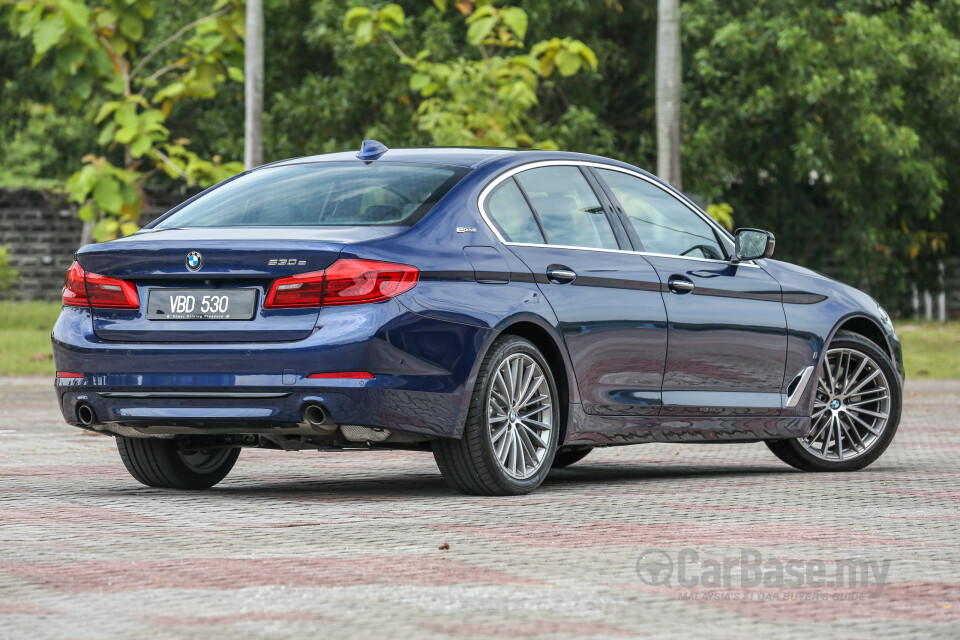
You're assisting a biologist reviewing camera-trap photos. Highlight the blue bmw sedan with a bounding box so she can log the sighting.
[52,141,904,495]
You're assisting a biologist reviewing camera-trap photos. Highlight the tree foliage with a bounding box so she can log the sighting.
[1,0,959,312]
[2,0,245,240]
[343,1,597,148]
[683,0,960,309]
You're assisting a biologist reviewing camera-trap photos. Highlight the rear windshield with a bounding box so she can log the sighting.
[154,162,469,228]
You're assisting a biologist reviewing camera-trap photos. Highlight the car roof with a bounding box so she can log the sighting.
[259,147,635,171]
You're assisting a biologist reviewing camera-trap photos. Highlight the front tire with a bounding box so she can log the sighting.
[766,331,902,472]
[433,335,560,495]
[116,437,240,489]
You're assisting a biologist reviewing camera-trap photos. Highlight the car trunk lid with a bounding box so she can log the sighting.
[76,227,401,343]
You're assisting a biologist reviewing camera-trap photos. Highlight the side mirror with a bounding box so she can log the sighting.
[734,228,775,261]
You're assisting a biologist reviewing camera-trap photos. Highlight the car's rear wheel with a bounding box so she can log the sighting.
[433,335,560,495]
[766,331,901,471]
[551,447,592,468]
[116,437,240,489]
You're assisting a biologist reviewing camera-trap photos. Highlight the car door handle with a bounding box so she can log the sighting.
[668,275,695,293]
[546,267,577,283]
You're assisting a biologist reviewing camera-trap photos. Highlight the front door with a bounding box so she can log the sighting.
[594,167,788,416]
[482,164,668,416]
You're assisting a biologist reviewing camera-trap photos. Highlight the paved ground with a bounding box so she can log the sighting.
[0,378,958,639]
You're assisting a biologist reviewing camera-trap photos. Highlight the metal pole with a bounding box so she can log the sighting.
[656,0,682,190]
[244,0,264,170]
[938,261,947,323]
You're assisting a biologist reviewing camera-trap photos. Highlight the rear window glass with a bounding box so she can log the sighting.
[155,162,469,228]
[485,179,545,244]
[514,166,618,250]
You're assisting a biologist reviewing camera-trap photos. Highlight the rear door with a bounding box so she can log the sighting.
[594,167,787,416]
[484,164,668,416]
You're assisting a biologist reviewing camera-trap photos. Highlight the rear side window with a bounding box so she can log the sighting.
[514,166,618,250]
[155,162,469,228]
[485,179,545,244]
[597,168,725,260]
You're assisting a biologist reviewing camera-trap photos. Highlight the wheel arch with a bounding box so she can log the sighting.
[499,320,576,444]
[829,314,892,362]
[459,314,578,444]
[800,313,897,417]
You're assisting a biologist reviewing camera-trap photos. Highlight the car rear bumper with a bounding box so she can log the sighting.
[52,302,492,439]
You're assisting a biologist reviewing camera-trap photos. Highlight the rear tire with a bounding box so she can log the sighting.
[766,331,901,472]
[116,437,240,489]
[433,335,560,496]
[551,447,591,468]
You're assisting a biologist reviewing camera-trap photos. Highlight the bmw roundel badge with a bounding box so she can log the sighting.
[186,251,202,271]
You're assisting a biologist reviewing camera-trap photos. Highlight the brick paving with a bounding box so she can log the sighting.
[0,377,958,639]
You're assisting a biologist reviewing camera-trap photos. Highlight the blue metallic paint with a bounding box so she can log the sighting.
[646,255,787,417]
[52,147,904,448]
[506,244,667,417]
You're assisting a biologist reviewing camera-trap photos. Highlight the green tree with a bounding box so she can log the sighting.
[683,0,960,311]
[2,0,246,241]
[0,19,97,187]
[343,0,597,148]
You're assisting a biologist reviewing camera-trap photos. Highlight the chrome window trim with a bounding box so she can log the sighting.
[477,160,759,269]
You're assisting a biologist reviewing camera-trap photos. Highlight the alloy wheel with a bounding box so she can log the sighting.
[799,347,891,462]
[487,353,554,479]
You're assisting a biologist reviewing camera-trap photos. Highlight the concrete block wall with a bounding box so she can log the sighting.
[0,187,193,302]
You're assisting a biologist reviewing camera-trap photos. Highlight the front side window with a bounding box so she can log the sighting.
[514,166,618,250]
[485,179,545,244]
[155,162,469,228]
[597,168,724,260]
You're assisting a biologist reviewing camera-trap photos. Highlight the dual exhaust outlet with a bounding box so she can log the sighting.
[74,401,329,430]
[73,400,386,442]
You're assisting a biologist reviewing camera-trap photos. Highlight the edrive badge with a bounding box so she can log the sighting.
[186,251,202,271]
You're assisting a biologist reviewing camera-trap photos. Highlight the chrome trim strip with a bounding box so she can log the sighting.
[783,366,815,408]
[661,390,782,409]
[98,392,292,399]
[476,159,759,268]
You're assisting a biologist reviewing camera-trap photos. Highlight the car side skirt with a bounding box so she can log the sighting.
[564,404,810,446]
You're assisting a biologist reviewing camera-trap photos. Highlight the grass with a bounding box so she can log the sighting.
[896,321,960,380]
[0,301,957,379]
[0,301,60,376]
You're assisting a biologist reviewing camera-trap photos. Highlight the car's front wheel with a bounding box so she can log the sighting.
[116,437,240,489]
[766,331,901,471]
[433,335,560,495]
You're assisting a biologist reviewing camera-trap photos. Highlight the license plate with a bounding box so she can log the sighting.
[146,289,257,320]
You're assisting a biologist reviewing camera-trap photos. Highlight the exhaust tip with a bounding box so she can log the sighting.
[302,403,336,431]
[76,403,96,427]
[303,404,325,426]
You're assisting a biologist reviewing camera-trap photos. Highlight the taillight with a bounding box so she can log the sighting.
[263,269,327,308]
[264,259,418,309]
[62,262,88,307]
[62,261,140,309]
[323,259,419,306]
